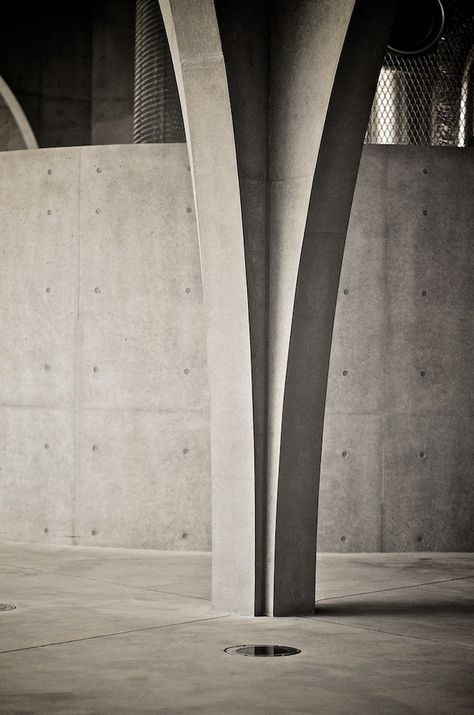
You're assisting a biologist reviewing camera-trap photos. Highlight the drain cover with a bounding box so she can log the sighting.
[224,644,300,657]
[0,604,16,612]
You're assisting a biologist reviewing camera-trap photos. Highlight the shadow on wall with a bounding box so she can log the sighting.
[0,0,136,149]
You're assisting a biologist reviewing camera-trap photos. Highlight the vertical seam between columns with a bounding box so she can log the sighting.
[262,0,273,617]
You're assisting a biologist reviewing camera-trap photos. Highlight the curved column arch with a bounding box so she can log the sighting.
[191,0,360,616]
[273,0,401,615]
[0,75,38,150]
[159,0,256,615]
[160,0,401,616]
[264,0,357,616]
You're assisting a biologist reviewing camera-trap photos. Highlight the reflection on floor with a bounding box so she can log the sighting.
[0,543,473,714]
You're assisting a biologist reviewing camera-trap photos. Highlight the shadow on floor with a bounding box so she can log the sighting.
[314,598,474,617]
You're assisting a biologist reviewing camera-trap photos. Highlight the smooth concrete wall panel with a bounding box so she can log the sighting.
[325,149,386,416]
[1,144,472,553]
[385,147,474,415]
[382,146,474,551]
[319,145,473,553]
[75,411,210,550]
[0,407,75,543]
[0,149,79,408]
[0,144,211,551]
[0,148,79,545]
[78,145,207,413]
[320,148,386,551]
[318,414,383,552]
[383,413,474,551]
[75,144,210,550]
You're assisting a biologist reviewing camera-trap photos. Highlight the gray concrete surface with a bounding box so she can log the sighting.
[0,542,473,713]
[0,147,474,552]
[214,0,271,615]
[0,143,472,559]
[0,144,210,552]
[161,0,257,615]
[319,145,474,553]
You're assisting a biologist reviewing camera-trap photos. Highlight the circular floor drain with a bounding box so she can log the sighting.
[0,604,16,612]
[224,644,301,657]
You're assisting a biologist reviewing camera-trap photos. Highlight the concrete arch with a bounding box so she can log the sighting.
[159,0,401,616]
[159,0,256,615]
[211,0,361,615]
[0,75,38,150]
[180,0,362,616]
[274,0,400,615]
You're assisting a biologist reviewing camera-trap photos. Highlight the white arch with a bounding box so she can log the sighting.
[0,75,38,150]
[159,0,256,615]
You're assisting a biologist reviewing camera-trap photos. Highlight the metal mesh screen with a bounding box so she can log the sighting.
[134,0,185,144]
[366,1,474,146]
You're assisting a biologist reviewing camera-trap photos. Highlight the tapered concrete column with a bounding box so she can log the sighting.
[159,0,256,615]
[161,0,399,615]
[274,1,401,613]
[266,0,358,615]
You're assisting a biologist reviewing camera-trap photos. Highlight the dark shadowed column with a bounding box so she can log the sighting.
[214,0,270,616]
[273,0,401,616]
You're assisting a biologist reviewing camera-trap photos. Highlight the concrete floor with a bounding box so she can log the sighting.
[0,544,473,714]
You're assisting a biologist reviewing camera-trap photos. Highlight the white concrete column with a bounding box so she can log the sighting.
[159,0,256,615]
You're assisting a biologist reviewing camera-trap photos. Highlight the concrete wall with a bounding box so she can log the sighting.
[318,145,474,552]
[0,144,210,550]
[0,144,472,552]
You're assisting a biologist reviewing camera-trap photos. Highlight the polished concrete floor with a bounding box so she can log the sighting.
[0,543,473,714]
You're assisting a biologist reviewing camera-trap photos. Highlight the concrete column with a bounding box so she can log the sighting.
[160,0,400,615]
[159,0,256,615]
[273,0,401,614]
[266,0,357,615]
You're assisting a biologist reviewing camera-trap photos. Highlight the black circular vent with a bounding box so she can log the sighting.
[224,644,301,657]
[388,0,445,56]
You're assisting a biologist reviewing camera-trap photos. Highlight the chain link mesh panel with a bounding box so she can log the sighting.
[366,1,474,146]
[134,0,185,144]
